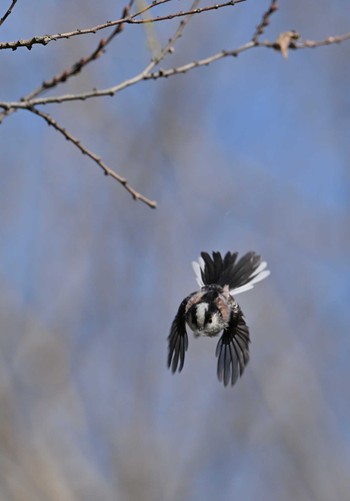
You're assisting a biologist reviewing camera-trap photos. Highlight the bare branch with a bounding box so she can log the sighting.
[0,0,163,50]
[0,0,245,51]
[27,107,157,209]
[0,2,132,123]
[30,5,129,94]
[1,2,349,210]
[0,0,203,110]
[0,0,17,27]
[0,0,204,208]
[252,0,278,43]
[2,30,349,112]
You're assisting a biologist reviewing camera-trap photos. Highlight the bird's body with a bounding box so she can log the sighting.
[184,284,238,337]
[167,251,270,386]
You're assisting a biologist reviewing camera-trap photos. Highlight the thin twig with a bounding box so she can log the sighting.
[0,0,168,50]
[30,5,129,95]
[0,0,245,51]
[2,31,349,111]
[147,41,255,78]
[128,0,246,24]
[27,107,157,208]
[0,0,17,27]
[252,0,278,43]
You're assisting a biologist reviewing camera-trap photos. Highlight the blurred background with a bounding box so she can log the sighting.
[0,0,349,500]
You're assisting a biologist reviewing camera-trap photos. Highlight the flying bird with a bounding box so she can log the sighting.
[167,251,270,387]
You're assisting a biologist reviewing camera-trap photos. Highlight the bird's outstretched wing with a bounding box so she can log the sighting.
[193,251,270,294]
[216,312,250,386]
[167,297,190,373]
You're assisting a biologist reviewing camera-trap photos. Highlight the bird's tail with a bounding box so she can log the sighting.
[192,251,270,294]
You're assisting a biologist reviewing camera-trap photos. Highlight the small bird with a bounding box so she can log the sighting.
[167,251,270,387]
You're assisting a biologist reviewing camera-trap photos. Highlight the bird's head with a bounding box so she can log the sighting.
[186,301,224,337]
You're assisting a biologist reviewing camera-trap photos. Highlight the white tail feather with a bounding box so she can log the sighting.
[192,260,204,287]
[250,261,267,277]
[230,283,254,294]
[231,269,270,294]
[249,269,270,284]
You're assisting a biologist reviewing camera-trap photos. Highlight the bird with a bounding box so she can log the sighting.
[167,250,270,387]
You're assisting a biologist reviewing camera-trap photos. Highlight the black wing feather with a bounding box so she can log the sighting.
[216,311,250,387]
[167,297,191,373]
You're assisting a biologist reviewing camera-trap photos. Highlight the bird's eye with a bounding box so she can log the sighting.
[208,318,212,324]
